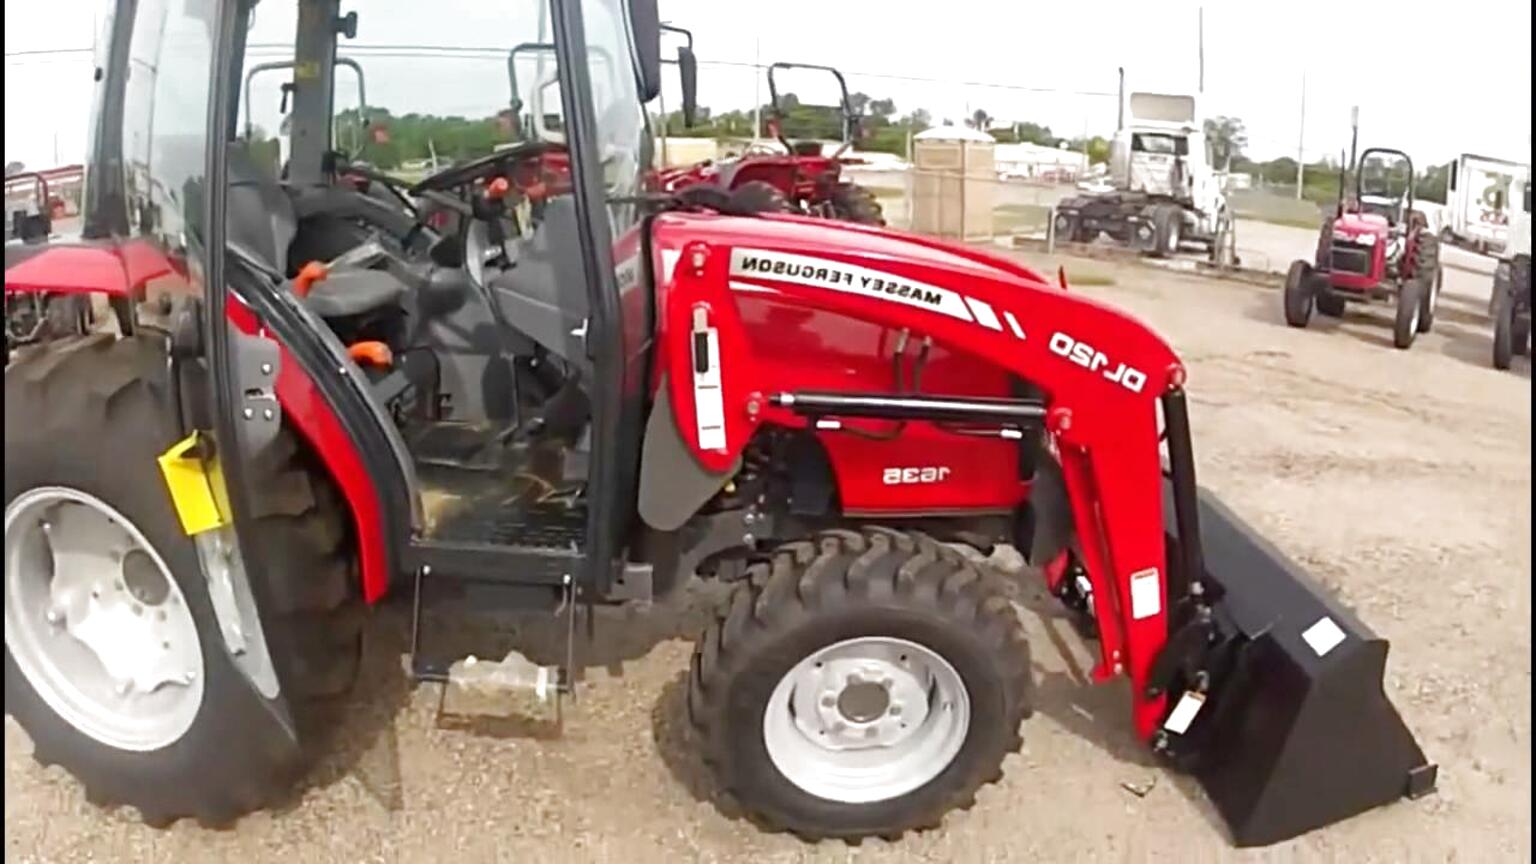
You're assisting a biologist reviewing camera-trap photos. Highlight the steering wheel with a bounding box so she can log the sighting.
[410,140,559,194]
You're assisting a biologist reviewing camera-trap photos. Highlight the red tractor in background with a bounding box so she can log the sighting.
[1283,147,1443,349]
[657,62,887,225]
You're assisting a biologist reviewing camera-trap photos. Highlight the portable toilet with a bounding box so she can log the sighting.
[911,125,996,240]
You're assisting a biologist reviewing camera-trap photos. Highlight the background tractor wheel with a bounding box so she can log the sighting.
[1394,279,1425,349]
[4,335,360,826]
[1415,235,1442,333]
[728,180,796,215]
[827,183,886,226]
[1283,260,1315,327]
[688,528,1032,841]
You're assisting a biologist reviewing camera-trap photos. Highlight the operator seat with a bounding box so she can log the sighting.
[483,196,592,375]
[225,143,409,319]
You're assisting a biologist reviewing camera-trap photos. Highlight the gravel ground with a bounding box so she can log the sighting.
[6,250,1530,863]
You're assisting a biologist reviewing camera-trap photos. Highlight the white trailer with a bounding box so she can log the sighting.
[1444,153,1523,256]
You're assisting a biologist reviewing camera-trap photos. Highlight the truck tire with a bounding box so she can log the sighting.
[1393,279,1425,349]
[1315,288,1347,318]
[4,334,360,826]
[1415,234,1442,333]
[1283,260,1315,327]
[688,528,1032,841]
[1152,205,1182,258]
[828,183,886,226]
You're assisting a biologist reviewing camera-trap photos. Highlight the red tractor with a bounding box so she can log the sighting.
[5,0,1432,848]
[1283,148,1443,349]
[658,62,886,226]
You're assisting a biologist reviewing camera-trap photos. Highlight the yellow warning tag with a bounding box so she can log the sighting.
[156,432,227,536]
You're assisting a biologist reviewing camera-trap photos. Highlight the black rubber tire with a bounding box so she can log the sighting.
[3,334,360,826]
[1152,205,1182,258]
[1394,278,1425,349]
[1414,234,1441,333]
[1314,288,1347,318]
[1283,260,1315,328]
[688,527,1032,841]
[827,182,886,226]
[728,180,796,215]
[1493,289,1515,370]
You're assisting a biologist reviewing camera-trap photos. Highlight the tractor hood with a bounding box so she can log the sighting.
[1334,211,1390,240]
[653,210,1056,290]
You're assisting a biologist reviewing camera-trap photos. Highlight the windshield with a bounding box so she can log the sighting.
[1131,133,1189,156]
[236,0,650,224]
[1358,152,1411,202]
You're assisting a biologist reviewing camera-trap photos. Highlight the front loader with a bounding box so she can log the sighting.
[4,0,1432,847]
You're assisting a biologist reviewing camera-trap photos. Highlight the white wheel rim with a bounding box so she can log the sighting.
[5,487,204,751]
[762,636,971,804]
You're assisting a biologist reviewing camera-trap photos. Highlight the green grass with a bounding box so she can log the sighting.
[992,203,1050,235]
[1061,270,1116,287]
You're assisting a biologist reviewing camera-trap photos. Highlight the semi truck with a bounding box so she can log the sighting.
[1052,90,1232,260]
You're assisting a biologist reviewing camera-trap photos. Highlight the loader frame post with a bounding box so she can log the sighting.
[1160,388,1202,603]
[288,0,342,186]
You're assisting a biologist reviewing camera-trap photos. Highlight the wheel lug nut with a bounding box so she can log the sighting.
[864,727,878,739]
[821,695,836,708]
[889,705,902,717]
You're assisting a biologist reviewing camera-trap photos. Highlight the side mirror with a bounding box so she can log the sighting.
[629,0,663,102]
[336,11,358,40]
[677,46,699,128]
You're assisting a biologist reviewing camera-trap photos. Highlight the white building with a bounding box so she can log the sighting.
[993,142,1088,182]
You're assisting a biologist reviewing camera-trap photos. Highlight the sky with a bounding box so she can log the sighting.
[6,0,1532,171]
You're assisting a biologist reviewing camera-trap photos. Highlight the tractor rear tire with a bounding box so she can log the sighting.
[1394,279,1425,349]
[828,183,886,226]
[1283,260,1315,327]
[687,528,1032,841]
[1415,235,1442,333]
[3,334,360,826]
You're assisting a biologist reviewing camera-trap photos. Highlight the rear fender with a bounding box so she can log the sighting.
[225,281,417,604]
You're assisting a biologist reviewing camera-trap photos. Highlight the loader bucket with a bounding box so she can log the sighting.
[1153,391,1435,847]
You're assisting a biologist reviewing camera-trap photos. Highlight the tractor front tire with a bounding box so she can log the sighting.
[1493,289,1516,370]
[688,528,1032,841]
[1315,288,1347,318]
[1415,235,1442,333]
[1394,279,1426,349]
[828,183,886,226]
[3,335,360,826]
[1283,260,1315,327]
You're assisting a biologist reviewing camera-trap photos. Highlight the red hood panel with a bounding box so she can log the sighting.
[1335,212,1390,236]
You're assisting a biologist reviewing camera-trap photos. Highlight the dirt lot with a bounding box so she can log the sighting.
[6,250,1530,863]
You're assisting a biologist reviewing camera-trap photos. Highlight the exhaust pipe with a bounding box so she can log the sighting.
[1151,391,1436,847]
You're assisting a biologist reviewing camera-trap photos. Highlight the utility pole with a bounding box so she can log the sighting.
[751,37,761,143]
[1295,73,1306,200]
[1198,7,1205,94]
[1117,66,1125,131]
[1348,105,1359,170]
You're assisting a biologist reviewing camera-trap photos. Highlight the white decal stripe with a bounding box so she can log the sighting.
[964,297,1003,331]
[1004,310,1027,340]
[729,248,975,323]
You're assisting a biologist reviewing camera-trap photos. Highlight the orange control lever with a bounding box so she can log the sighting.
[346,341,393,369]
[293,260,329,298]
